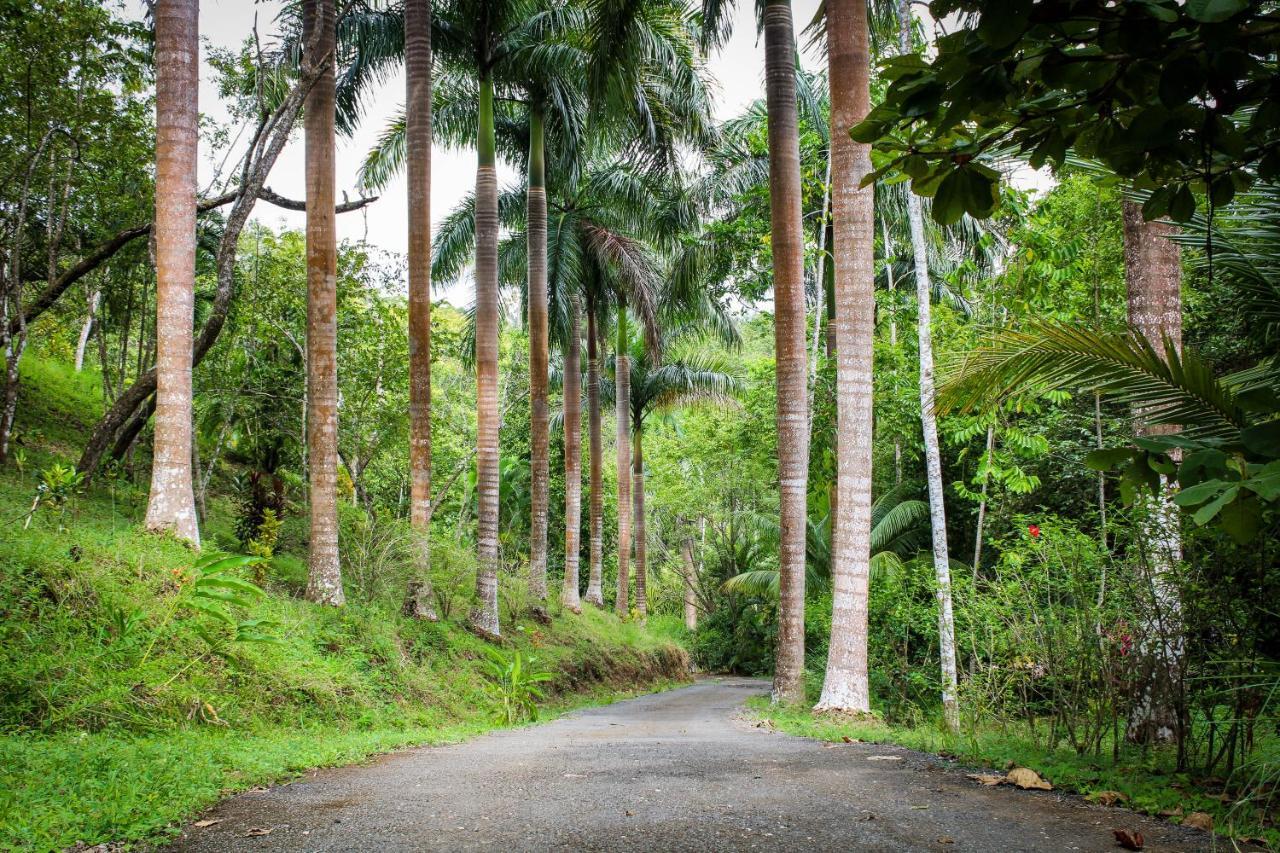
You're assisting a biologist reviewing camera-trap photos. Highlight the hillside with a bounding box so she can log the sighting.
[0,355,690,851]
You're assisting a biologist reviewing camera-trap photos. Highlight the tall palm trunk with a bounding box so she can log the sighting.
[614,311,632,618]
[469,74,501,636]
[897,0,958,731]
[144,0,201,547]
[764,0,809,703]
[1122,200,1183,744]
[403,0,437,620]
[303,0,343,606]
[584,300,605,606]
[561,293,583,612]
[632,427,647,620]
[527,108,550,603]
[815,0,874,713]
[681,536,698,630]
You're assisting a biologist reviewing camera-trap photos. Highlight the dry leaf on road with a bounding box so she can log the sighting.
[1090,791,1127,807]
[966,773,1004,786]
[1182,812,1214,831]
[192,819,223,828]
[1005,767,1053,790]
[245,827,273,837]
[1113,828,1145,850]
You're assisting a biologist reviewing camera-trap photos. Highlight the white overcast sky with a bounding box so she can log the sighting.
[169,0,824,303]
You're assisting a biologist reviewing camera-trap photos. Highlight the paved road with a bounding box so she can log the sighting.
[170,678,1212,852]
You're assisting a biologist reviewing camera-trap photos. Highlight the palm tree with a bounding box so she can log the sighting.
[698,0,811,696]
[892,0,958,731]
[1121,200,1183,744]
[585,293,606,606]
[815,0,876,714]
[403,0,437,620]
[561,291,583,612]
[303,0,344,607]
[604,334,740,619]
[144,0,201,547]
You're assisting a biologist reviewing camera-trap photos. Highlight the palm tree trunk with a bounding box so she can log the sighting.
[614,310,632,618]
[302,0,343,606]
[469,74,501,636]
[144,0,201,547]
[527,107,550,603]
[584,300,605,607]
[681,536,698,630]
[561,292,583,612]
[764,0,809,704]
[1122,200,1183,744]
[815,0,874,713]
[898,0,958,732]
[302,0,342,602]
[632,427,647,620]
[404,0,437,620]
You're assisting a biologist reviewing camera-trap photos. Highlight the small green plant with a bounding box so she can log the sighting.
[246,507,282,560]
[23,463,84,529]
[482,648,553,725]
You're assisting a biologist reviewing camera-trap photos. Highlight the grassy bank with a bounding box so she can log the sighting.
[0,356,690,850]
[750,698,1278,849]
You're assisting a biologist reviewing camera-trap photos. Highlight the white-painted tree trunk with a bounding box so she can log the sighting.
[75,289,101,372]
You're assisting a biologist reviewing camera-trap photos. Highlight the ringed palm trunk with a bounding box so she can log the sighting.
[527,108,550,603]
[632,425,647,620]
[764,0,809,703]
[681,536,698,630]
[403,0,437,620]
[815,0,874,713]
[303,0,343,605]
[144,0,201,547]
[1122,200,1183,744]
[469,75,501,636]
[584,301,605,606]
[898,0,958,731]
[614,311,632,618]
[561,292,583,612]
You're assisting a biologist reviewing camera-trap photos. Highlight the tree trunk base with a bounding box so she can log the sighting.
[402,580,438,621]
[529,605,552,625]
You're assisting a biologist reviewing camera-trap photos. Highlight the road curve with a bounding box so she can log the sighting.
[169,677,1210,852]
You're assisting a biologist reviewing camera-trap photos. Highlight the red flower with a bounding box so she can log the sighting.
[1028,524,1041,538]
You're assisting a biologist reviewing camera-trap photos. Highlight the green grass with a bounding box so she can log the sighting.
[750,698,1279,849]
[0,354,691,851]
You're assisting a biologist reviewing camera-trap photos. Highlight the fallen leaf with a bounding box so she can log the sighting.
[937,836,955,844]
[624,810,634,817]
[245,827,273,837]
[1005,767,1053,791]
[1182,812,1214,832]
[867,755,902,761]
[1158,807,1183,818]
[192,819,223,828]
[1090,791,1128,807]
[860,813,875,821]
[911,804,929,810]
[1113,828,1145,850]
[967,773,1005,786]
[841,736,853,743]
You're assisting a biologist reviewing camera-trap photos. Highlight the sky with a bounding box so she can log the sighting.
[178,0,825,303]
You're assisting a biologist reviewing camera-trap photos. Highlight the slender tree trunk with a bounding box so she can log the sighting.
[632,427,647,620]
[75,289,100,372]
[584,301,605,606]
[561,292,583,612]
[404,0,437,620]
[469,74,501,636]
[303,0,343,606]
[898,0,958,732]
[527,107,550,603]
[815,0,874,713]
[824,224,836,359]
[1122,200,1183,744]
[681,536,698,631]
[144,0,201,546]
[614,311,632,618]
[764,0,809,703]
[971,424,995,578]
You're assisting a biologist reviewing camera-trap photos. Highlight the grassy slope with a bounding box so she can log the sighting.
[750,698,1279,849]
[0,355,690,851]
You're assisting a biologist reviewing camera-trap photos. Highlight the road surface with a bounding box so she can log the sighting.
[170,678,1212,851]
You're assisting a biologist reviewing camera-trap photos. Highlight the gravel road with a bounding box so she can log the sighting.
[168,677,1214,851]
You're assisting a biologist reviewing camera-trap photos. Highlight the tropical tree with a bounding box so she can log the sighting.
[144,0,201,547]
[403,0,437,620]
[701,0,811,703]
[814,0,875,714]
[604,333,739,618]
[303,0,344,606]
